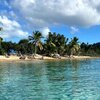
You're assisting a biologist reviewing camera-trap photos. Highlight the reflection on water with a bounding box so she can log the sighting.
[0,59,100,100]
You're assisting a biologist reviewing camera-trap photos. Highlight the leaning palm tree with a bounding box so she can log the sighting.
[28,31,43,55]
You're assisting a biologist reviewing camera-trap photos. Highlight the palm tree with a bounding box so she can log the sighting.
[0,37,3,49]
[45,32,68,56]
[45,32,56,55]
[28,31,43,55]
[68,37,80,56]
[56,34,68,55]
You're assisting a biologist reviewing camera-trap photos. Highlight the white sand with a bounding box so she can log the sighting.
[0,55,98,62]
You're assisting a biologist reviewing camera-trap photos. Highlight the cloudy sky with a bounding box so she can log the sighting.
[0,0,100,43]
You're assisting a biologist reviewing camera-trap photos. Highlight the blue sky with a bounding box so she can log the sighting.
[0,0,100,43]
[51,26,100,44]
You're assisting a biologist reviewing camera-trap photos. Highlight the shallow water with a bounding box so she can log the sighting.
[0,59,100,100]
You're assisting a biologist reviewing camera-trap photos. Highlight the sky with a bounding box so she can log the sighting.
[0,0,100,43]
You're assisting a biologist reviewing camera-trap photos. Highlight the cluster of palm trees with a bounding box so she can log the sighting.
[0,29,100,56]
[28,31,80,56]
[0,27,80,56]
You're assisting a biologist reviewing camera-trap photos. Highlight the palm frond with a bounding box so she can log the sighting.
[50,42,56,47]
[38,42,43,50]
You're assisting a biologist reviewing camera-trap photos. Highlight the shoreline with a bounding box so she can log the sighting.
[0,55,100,62]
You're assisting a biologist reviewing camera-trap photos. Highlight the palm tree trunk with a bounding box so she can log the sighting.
[34,42,37,55]
[0,42,1,49]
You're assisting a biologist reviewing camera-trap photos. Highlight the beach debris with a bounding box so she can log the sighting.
[19,56,26,60]
[27,56,35,59]
[51,53,61,59]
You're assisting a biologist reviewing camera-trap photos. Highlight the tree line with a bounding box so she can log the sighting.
[0,31,100,57]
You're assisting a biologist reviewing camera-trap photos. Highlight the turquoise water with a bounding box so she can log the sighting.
[0,59,100,100]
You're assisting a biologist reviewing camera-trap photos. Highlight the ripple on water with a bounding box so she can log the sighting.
[0,59,100,100]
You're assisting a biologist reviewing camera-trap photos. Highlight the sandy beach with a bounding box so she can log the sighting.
[0,55,99,62]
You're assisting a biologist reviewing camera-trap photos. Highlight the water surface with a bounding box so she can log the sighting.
[0,59,100,100]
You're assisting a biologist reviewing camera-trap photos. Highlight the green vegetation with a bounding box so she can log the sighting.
[28,31,43,55]
[0,31,100,57]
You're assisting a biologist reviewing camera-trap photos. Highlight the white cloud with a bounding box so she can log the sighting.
[0,16,28,40]
[1,0,100,40]
[70,26,79,34]
[40,27,50,37]
[9,0,100,28]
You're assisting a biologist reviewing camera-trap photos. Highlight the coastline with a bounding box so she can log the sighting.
[0,55,99,62]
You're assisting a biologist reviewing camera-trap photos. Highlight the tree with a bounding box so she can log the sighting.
[80,42,100,56]
[1,41,17,54]
[0,37,3,48]
[55,34,68,55]
[44,32,69,56]
[44,32,56,55]
[0,37,4,55]
[68,37,80,56]
[18,39,29,54]
[28,31,43,55]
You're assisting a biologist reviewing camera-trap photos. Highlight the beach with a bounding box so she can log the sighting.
[0,55,98,62]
